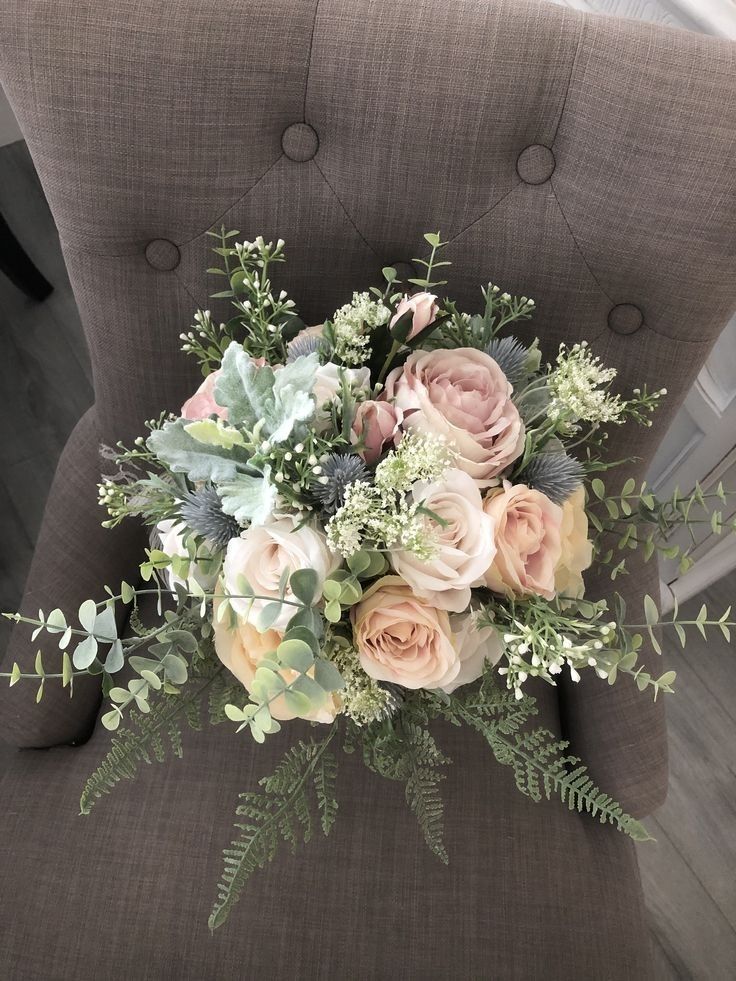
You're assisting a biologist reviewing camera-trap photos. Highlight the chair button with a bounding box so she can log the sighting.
[517,145,556,184]
[282,122,319,161]
[145,239,180,271]
[608,303,644,335]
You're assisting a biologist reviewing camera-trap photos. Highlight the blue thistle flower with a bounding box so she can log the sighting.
[313,453,370,516]
[286,334,322,362]
[516,452,583,505]
[486,335,530,385]
[178,485,241,550]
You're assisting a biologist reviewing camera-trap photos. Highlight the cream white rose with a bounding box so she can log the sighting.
[392,468,497,612]
[444,612,504,694]
[555,486,594,603]
[223,516,340,631]
[156,519,217,594]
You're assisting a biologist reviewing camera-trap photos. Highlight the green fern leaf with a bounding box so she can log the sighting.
[209,725,338,932]
[79,670,217,815]
[79,704,184,815]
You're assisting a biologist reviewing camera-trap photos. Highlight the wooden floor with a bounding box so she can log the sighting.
[1,140,735,980]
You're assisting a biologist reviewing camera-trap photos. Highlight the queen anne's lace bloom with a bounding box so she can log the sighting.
[331,291,390,365]
[547,341,622,426]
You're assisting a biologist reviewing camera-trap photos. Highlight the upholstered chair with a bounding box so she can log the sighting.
[1,0,734,976]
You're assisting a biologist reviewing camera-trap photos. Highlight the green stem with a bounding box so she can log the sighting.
[377,339,402,385]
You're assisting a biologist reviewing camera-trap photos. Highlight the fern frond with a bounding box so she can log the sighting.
[79,669,220,815]
[79,704,184,815]
[209,725,339,932]
[313,751,339,835]
[450,686,652,843]
[363,721,450,863]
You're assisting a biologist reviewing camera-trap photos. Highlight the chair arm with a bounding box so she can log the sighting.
[558,549,669,819]
[0,407,144,748]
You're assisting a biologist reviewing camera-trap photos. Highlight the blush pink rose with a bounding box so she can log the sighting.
[212,597,340,723]
[180,369,228,421]
[350,400,403,465]
[351,576,461,691]
[384,348,525,485]
[391,468,496,612]
[390,292,439,340]
[482,481,563,600]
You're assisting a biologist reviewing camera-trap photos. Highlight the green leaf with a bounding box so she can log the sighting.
[161,653,188,685]
[121,581,135,604]
[621,478,635,496]
[140,669,162,690]
[103,639,125,673]
[78,599,98,633]
[94,605,118,643]
[277,639,314,673]
[591,478,606,500]
[225,704,248,722]
[636,672,651,692]
[382,266,397,283]
[215,342,316,442]
[257,601,285,632]
[101,709,122,731]
[73,635,99,670]
[45,608,67,634]
[34,651,45,677]
[313,659,345,692]
[423,231,441,247]
[219,468,278,526]
[9,662,21,686]
[657,670,677,689]
[282,625,319,656]
[289,568,319,606]
[184,418,246,450]
[643,595,659,626]
[322,580,342,602]
[324,599,342,624]
[346,551,371,576]
[283,689,312,715]
[62,652,73,688]
[147,418,252,483]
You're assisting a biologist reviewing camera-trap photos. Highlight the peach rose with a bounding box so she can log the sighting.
[555,486,594,602]
[351,399,403,465]
[351,576,460,690]
[384,348,524,485]
[390,292,439,340]
[223,517,340,631]
[391,468,496,612]
[213,600,339,723]
[444,612,504,694]
[181,369,228,421]
[482,481,563,600]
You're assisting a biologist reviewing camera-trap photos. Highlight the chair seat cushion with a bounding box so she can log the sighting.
[0,682,653,980]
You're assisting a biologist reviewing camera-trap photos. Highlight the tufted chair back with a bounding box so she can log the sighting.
[1,0,735,778]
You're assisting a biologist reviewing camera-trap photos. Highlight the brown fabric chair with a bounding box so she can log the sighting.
[1,1,734,977]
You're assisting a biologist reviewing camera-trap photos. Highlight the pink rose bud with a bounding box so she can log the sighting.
[351,399,403,465]
[180,369,228,421]
[390,292,439,341]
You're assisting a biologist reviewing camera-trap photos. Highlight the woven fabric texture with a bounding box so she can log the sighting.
[0,0,735,976]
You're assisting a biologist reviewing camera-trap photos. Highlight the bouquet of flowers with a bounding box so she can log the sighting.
[4,230,734,931]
